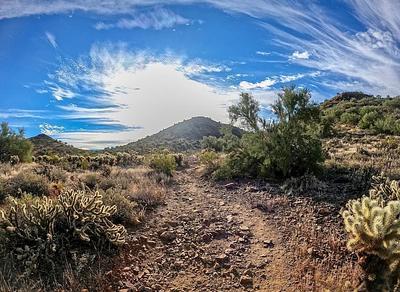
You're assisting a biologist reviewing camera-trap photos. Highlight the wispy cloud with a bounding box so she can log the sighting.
[0,109,47,119]
[39,43,238,148]
[239,71,320,90]
[3,0,398,94]
[45,31,58,48]
[290,50,310,60]
[256,51,270,56]
[39,123,65,135]
[94,8,190,30]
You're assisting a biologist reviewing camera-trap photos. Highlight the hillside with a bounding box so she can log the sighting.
[112,116,242,153]
[321,92,400,135]
[29,134,88,156]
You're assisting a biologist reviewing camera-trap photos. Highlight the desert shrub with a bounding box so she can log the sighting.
[173,153,184,168]
[4,171,49,197]
[35,164,68,183]
[340,112,360,125]
[198,150,220,175]
[383,98,400,109]
[130,178,166,208]
[101,189,141,225]
[148,153,176,176]
[341,179,400,290]
[218,87,324,179]
[373,115,400,135]
[201,136,224,152]
[0,190,126,281]
[0,122,33,163]
[358,110,380,129]
[80,172,101,190]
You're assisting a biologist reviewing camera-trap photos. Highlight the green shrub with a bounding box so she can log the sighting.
[201,136,223,152]
[148,153,176,176]
[198,150,220,175]
[80,172,101,190]
[340,112,360,125]
[101,189,140,225]
[358,110,380,129]
[5,171,49,197]
[373,115,400,135]
[0,190,126,279]
[0,122,33,163]
[220,87,324,179]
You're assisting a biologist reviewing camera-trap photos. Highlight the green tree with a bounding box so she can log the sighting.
[0,122,33,162]
[223,86,324,178]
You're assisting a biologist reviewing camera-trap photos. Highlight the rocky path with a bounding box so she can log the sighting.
[111,167,297,291]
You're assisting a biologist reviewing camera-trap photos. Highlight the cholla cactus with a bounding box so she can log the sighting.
[369,177,400,204]
[0,189,127,277]
[342,196,400,271]
[58,190,126,245]
[9,155,20,165]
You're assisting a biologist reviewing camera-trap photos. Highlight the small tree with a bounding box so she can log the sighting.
[224,86,324,178]
[0,122,33,163]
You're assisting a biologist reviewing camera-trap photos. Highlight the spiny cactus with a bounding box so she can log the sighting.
[342,196,400,271]
[58,189,126,245]
[0,189,126,277]
[369,176,400,204]
[342,179,400,290]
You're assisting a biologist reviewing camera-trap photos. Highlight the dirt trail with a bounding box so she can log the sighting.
[111,167,297,291]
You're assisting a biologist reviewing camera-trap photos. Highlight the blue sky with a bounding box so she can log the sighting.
[0,0,399,149]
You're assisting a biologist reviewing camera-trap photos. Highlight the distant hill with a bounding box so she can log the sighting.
[29,134,88,156]
[321,92,400,135]
[111,116,243,153]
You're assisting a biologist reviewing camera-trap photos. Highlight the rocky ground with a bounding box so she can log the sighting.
[103,164,361,291]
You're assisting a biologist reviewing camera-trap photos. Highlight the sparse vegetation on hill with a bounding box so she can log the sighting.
[112,116,242,153]
[29,134,87,156]
[322,92,400,135]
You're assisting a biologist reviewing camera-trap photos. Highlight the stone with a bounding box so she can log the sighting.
[224,182,237,190]
[240,275,253,286]
[160,231,176,243]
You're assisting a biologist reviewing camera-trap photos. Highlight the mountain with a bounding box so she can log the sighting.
[29,134,88,156]
[111,116,243,153]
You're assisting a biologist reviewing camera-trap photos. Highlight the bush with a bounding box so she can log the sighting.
[198,150,220,175]
[80,172,101,190]
[101,189,141,225]
[373,115,400,135]
[219,87,324,179]
[358,110,380,129]
[0,122,33,163]
[148,153,176,176]
[201,136,224,152]
[4,171,49,197]
[340,112,360,125]
[0,190,126,280]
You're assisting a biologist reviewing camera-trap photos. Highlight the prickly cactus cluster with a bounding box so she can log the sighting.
[0,189,126,275]
[342,178,400,288]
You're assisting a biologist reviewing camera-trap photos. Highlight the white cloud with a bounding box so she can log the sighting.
[45,31,57,48]
[290,50,310,60]
[239,78,276,90]
[256,51,270,56]
[94,8,190,30]
[45,84,75,101]
[44,44,238,148]
[0,109,47,119]
[239,71,319,90]
[39,123,65,135]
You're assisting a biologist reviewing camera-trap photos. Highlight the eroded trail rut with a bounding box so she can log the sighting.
[113,167,296,291]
